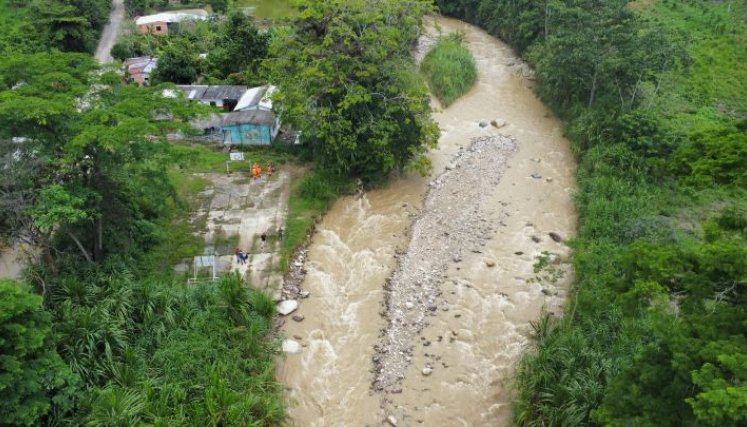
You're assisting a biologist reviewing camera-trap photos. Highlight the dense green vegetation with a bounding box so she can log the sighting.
[421,32,477,106]
[0,48,286,425]
[113,11,272,86]
[271,0,439,185]
[437,0,747,425]
[0,0,112,54]
[1,0,441,424]
[0,280,76,425]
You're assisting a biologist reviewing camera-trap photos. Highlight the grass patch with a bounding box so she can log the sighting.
[639,0,747,133]
[167,142,295,174]
[421,32,478,106]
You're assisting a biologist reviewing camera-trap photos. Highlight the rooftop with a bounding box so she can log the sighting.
[234,85,276,111]
[175,85,248,101]
[135,9,208,26]
[203,85,248,101]
[124,56,158,74]
[223,109,276,126]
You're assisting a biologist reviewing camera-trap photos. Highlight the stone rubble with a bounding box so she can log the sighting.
[281,249,309,299]
[373,135,517,391]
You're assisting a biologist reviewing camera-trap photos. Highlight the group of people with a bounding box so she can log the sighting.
[234,227,284,265]
[234,248,249,265]
[251,162,275,179]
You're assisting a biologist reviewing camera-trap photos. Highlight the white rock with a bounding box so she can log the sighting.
[405,301,414,309]
[422,367,433,376]
[276,300,299,316]
[386,415,398,426]
[282,339,301,353]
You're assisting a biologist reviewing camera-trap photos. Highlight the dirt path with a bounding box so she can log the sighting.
[278,16,577,426]
[95,0,125,63]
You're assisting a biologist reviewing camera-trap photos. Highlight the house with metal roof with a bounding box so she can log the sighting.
[135,9,208,36]
[124,56,158,86]
[222,110,280,145]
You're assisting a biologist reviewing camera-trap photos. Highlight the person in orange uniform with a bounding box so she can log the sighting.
[266,162,275,177]
[252,162,262,179]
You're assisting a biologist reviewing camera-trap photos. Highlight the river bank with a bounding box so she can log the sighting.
[278,16,577,425]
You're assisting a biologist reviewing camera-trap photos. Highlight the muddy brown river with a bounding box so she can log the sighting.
[278,16,577,426]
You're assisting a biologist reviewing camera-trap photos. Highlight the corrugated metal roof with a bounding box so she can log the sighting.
[258,85,276,110]
[175,85,246,102]
[135,10,208,26]
[202,85,247,101]
[124,56,158,72]
[234,85,276,111]
[223,110,275,126]
[234,86,265,111]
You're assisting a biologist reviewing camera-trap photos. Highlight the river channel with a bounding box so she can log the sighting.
[278,16,577,426]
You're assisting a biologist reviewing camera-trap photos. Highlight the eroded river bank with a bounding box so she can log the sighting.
[278,16,577,426]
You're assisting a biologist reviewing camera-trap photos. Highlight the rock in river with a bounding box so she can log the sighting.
[276,300,299,316]
[282,339,301,353]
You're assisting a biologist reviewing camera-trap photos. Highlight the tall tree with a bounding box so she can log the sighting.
[272,0,439,183]
[152,38,199,84]
[0,53,200,270]
[205,12,271,84]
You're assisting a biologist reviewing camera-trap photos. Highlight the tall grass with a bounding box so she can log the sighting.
[421,32,477,107]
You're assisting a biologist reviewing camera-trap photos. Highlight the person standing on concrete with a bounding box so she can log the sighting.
[260,233,267,250]
[235,248,245,265]
[277,227,284,241]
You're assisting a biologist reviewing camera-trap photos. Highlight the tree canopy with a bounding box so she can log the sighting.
[272,0,439,184]
[0,52,199,270]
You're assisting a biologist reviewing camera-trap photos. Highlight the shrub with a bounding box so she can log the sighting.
[421,32,477,107]
[673,124,747,187]
[110,42,133,62]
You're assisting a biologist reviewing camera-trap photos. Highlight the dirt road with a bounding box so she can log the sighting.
[94,0,125,63]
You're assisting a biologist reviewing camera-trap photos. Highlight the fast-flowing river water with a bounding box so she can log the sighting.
[278,16,577,426]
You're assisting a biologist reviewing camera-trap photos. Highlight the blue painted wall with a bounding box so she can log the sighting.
[224,123,272,145]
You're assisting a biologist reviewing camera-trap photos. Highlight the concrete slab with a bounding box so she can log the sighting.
[185,170,291,292]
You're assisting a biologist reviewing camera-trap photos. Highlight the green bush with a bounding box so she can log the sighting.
[673,125,747,187]
[110,41,133,62]
[0,280,78,425]
[421,32,477,106]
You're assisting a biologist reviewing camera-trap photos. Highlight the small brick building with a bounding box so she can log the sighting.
[135,10,208,36]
